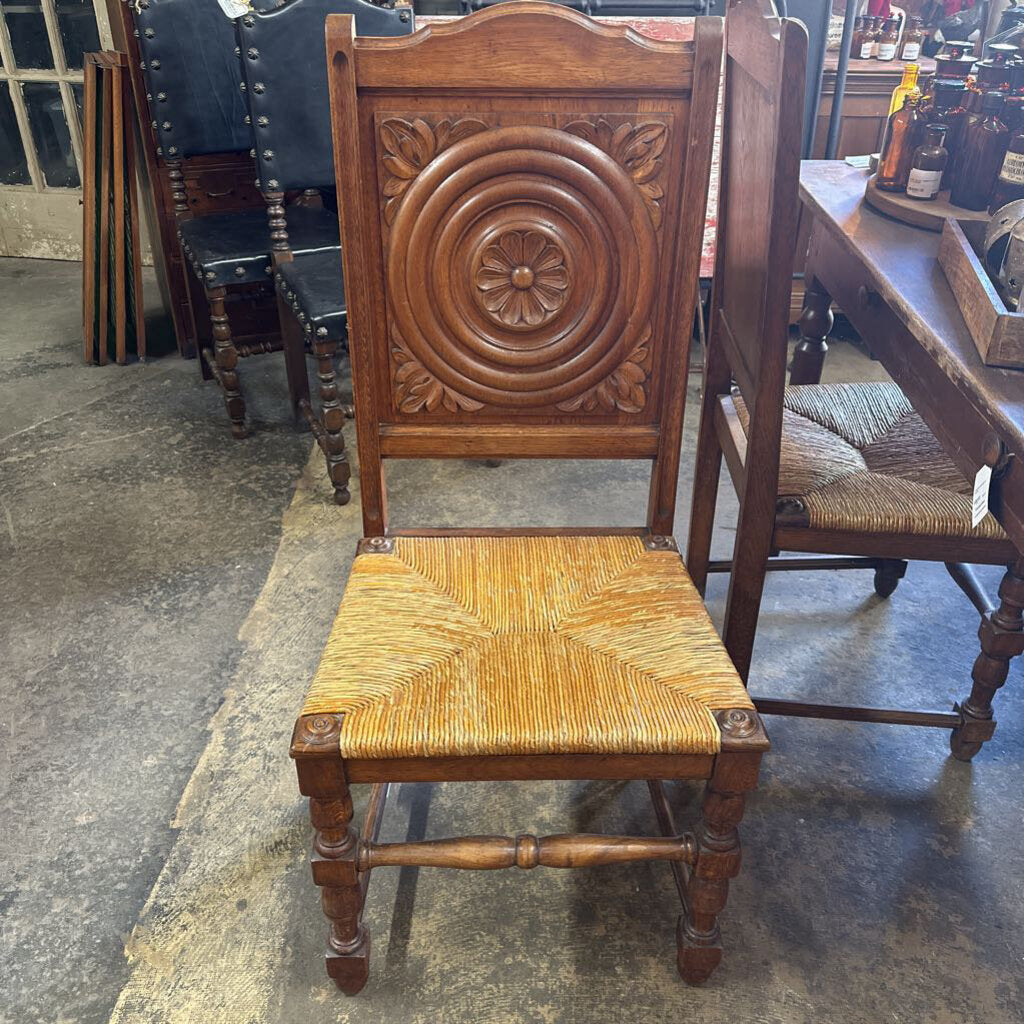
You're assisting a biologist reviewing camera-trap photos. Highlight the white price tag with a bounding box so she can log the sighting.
[217,0,251,18]
[972,464,992,528]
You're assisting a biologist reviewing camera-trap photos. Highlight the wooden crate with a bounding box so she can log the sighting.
[938,217,1024,371]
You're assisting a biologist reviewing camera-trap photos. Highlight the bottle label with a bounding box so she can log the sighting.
[906,167,943,198]
[878,42,897,60]
[860,41,874,59]
[999,150,1024,185]
[902,42,921,60]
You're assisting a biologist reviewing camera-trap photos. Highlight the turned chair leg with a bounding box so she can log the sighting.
[950,558,1024,761]
[312,328,352,506]
[309,787,371,994]
[206,286,247,439]
[677,746,755,984]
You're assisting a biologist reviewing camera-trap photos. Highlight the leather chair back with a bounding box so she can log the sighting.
[237,0,415,193]
[133,0,253,160]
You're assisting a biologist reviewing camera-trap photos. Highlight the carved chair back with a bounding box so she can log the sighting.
[236,0,414,197]
[132,0,253,162]
[326,3,723,537]
[709,0,806,478]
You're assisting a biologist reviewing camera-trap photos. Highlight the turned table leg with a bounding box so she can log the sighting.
[950,557,1024,761]
[790,275,832,386]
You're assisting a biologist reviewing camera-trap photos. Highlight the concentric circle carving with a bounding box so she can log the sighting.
[386,123,659,411]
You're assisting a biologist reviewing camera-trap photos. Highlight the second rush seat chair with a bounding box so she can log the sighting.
[290,3,768,994]
[686,0,1018,761]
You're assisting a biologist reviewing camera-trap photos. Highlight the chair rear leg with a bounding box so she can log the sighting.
[312,328,351,506]
[873,558,908,598]
[207,286,247,439]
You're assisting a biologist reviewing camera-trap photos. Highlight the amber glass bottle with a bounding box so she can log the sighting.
[871,17,884,57]
[906,125,948,200]
[915,79,968,188]
[901,16,923,61]
[851,16,866,59]
[989,122,1024,212]
[1004,62,1024,132]
[877,18,900,61]
[859,17,879,59]
[877,90,922,191]
[950,92,1011,210]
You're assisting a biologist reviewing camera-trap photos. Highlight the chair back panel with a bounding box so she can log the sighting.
[134,0,252,159]
[327,4,723,535]
[711,0,805,423]
[238,0,415,193]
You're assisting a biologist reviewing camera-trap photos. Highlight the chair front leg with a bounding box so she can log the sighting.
[206,286,247,439]
[677,710,765,984]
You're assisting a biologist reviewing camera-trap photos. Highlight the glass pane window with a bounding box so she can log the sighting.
[23,80,79,186]
[57,0,99,70]
[0,81,31,184]
[2,0,54,70]
[71,80,83,128]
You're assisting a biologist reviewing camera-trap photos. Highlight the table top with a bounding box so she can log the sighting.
[799,160,1024,456]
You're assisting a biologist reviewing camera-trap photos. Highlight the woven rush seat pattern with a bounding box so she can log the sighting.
[302,535,752,759]
[732,381,1007,540]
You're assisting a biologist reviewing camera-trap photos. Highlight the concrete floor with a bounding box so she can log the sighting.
[2,257,1024,1024]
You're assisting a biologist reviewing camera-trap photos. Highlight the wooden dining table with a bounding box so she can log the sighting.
[795,160,1024,760]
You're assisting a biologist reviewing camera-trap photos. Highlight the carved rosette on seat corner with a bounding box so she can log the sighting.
[377,114,670,417]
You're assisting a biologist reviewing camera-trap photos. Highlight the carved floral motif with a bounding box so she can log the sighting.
[556,326,653,414]
[391,329,484,414]
[380,116,488,224]
[564,119,668,228]
[474,230,569,328]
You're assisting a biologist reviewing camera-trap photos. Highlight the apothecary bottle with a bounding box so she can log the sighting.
[851,16,866,58]
[859,17,879,59]
[877,17,900,61]
[916,78,967,187]
[906,125,948,200]
[901,16,923,61]
[877,89,922,191]
[950,91,1011,210]
[889,62,919,116]
[989,120,1024,211]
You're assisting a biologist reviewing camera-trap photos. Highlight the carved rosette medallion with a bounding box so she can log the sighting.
[378,115,669,415]
[474,230,569,329]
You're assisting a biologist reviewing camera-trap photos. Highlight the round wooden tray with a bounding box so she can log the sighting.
[863,174,990,232]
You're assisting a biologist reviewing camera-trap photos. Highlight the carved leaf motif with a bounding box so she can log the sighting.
[555,327,653,415]
[564,118,668,229]
[380,117,488,224]
[391,330,484,414]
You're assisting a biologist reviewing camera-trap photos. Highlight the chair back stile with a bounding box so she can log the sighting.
[709,0,807,505]
[236,0,414,263]
[325,3,723,537]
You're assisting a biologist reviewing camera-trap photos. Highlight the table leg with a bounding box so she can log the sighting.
[950,557,1024,761]
[790,275,832,385]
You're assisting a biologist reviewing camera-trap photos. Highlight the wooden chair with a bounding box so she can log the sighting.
[290,3,768,994]
[235,0,414,503]
[133,0,337,437]
[686,0,1019,761]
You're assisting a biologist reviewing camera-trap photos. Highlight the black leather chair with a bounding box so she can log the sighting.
[133,0,338,438]
[236,0,414,504]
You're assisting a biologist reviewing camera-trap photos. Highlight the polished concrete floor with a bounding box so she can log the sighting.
[2,257,1023,1024]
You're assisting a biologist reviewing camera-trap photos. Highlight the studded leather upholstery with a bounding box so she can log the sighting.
[275,250,348,341]
[177,206,339,287]
[132,0,254,160]
[236,0,415,193]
